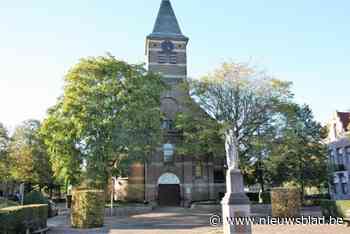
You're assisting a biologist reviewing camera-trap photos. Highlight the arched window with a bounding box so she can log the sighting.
[163,143,174,163]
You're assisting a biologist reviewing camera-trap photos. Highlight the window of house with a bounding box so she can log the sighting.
[337,148,343,165]
[333,175,339,194]
[342,183,348,194]
[338,173,347,194]
[346,147,350,164]
[329,150,335,165]
[195,162,203,177]
[346,147,350,155]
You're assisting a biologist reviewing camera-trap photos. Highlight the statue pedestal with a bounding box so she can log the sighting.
[221,169,251,234]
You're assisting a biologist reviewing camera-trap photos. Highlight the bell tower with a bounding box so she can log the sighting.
[146,0,189,85]
[144,0,194,207]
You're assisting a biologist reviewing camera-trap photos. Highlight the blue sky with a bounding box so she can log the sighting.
[0,0,349,130]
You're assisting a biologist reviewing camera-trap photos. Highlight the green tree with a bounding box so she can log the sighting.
[8,120,54,186]
[40,101,83,188]
[41,55,165,189]
[174,85,225,158]
[184,62,292,175]
[0,123,11,183]
[266,104,328,197]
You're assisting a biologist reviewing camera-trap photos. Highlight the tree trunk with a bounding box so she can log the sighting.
[257,161,265,193]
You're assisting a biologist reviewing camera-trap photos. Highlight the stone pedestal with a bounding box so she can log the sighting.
[221,169,251,234]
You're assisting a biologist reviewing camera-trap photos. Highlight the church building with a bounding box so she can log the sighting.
[119,0,226,207]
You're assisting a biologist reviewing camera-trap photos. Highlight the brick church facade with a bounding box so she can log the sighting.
[119,0,226,207]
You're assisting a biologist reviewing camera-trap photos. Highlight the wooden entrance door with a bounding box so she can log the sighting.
[158,184,180,206]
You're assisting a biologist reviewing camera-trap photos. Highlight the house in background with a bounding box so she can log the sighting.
[326,111,350,200]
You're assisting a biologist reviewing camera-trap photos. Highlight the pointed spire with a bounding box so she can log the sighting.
[148,0,188,40]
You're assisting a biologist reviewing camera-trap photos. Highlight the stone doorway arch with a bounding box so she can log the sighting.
[157,173,181,206]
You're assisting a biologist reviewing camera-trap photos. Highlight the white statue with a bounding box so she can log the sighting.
[225,129,239,170]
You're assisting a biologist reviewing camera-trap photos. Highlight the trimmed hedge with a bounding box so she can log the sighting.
[0,204,48,234]
[24,191,49,205]
[24,191,57,217]
[271,187,301,217]
[0,198,19,209]
[71,189,105,229]
[320,200,350,218]
[261,192,271,204]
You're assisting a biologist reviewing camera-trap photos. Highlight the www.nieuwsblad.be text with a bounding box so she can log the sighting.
[209,215,345,226]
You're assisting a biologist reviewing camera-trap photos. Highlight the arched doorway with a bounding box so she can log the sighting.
[157,173,181,206]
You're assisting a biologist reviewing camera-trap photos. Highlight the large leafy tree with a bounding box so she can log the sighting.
[174,86,225,158]
[176,63,327,194]
[266,104,328,196]
[41,55,165,188]
[8,120,54,186]
[185,62,292,172]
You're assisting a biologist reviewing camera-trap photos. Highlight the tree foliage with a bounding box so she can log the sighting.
[265,104,328,194]
[185,62,292,163]
[40,55,165,188]
[179,62,327,193]
[8,120,54,185]
[174,86,225,158]
[0,123,10,182]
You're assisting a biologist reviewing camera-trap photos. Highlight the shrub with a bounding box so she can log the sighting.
[24,191,48,205]
[0,198,19,209]
[320,200,337,217]
[0,204,48,234]
[271,187,301,217]
[71,189,105,229]
[24,191,57,217]
[303,199,322,207]
[321,200,350,218]
[336,200,350,217]
[261,192,271,204]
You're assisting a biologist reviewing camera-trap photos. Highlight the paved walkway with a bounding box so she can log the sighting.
[48,207,350,234]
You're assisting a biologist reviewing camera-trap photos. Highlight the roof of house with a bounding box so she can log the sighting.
[337,111,350,131]
[147,0,188,41]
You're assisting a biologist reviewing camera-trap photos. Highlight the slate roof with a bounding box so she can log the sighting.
[337,111,350,131]
[148,0,188,41]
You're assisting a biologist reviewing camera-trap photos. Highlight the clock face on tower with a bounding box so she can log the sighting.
[161,40,175,53]
[158,40,177,64]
